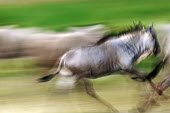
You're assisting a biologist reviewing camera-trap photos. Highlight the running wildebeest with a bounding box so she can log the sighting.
[38,24,161,112]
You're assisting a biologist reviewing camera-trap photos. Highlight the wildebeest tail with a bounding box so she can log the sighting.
[147,55,169,80]
[38,55,65,82]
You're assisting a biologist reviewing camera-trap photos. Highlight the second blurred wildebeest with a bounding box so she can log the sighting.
[149,30,170,94]
[0,24,107,67]
[38,24,161,112]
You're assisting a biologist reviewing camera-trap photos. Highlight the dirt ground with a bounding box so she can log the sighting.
[0,75,170,113]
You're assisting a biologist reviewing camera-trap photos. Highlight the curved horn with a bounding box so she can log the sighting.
[146,23,153,31]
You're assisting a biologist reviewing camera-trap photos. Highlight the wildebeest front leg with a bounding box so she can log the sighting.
[156,74,170,99]
[125,67,162,95]
[136,77,170,113]
[82,78,119,113]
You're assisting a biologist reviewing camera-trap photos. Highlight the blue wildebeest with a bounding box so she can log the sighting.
[38,24,161,112]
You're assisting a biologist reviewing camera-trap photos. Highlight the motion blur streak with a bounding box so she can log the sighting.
[0,24,107,67]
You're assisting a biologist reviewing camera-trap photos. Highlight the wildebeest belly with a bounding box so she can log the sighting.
[64,47,120,78]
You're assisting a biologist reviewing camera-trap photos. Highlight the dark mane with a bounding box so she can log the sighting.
[95,23,145,45]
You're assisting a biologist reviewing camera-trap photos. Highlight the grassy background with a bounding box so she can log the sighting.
[0,0,170,31]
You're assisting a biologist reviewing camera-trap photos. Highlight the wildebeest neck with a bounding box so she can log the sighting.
[114,33,149,62]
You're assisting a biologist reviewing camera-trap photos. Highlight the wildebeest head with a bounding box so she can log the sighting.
[145,24,161,56]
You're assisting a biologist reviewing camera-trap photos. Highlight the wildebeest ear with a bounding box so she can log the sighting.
[146,23,153,31]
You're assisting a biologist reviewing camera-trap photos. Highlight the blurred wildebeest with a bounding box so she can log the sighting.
[148,24,170,94]
[38,24,161,112]
[0,24,107,67]
[148,28,170,94]
[155,38,170,93]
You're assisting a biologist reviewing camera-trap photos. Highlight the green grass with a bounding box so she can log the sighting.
[0,58,43,77]
[0,0,170,31]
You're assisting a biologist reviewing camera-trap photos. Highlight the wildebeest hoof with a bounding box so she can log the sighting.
[157,89,163,95]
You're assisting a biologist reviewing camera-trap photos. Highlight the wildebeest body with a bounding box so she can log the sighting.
[63,33,149,79]
[64,44,121,78]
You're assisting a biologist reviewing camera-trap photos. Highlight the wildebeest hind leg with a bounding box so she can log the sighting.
[82,78,119,113]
